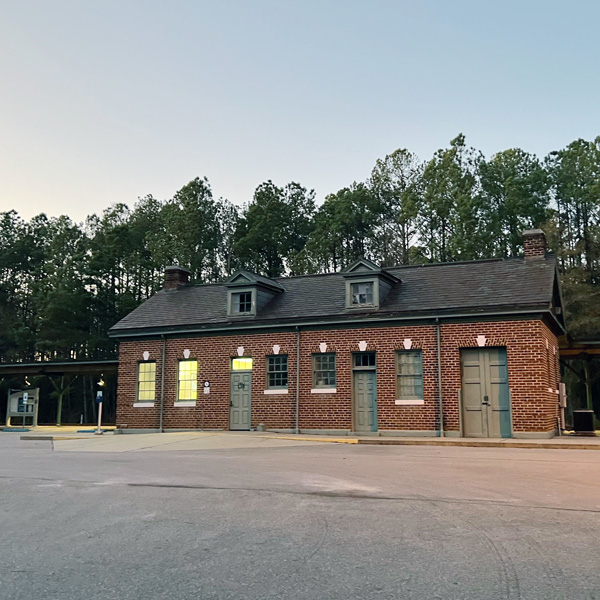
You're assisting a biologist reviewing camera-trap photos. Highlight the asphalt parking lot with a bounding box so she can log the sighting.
[1,432,599,599]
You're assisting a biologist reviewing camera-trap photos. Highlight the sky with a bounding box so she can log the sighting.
[1,0,599,223]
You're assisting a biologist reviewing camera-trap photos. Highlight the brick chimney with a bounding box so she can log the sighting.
[164,266,190,290]
[522,229,546,261]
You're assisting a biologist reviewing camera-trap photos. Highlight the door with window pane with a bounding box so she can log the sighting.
[353,352,377,432]
[230,358,252,430]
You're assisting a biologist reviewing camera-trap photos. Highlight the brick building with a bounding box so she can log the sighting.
[109,229,566,438]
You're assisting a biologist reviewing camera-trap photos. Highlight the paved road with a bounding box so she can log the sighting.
[1,434,599,599]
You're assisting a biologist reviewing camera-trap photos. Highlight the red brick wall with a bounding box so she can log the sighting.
[439,321,559,434]
[116,319,560,435]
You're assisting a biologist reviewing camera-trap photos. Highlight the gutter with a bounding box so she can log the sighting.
[159,334,166,433]
[436,318,444,438]
[295,326,300,434]
[109,308,560,340]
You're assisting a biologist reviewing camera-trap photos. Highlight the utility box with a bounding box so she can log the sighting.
[573,410,595,436]
[6,388,40,428]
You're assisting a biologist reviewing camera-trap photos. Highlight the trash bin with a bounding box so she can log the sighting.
[573,410,596,435]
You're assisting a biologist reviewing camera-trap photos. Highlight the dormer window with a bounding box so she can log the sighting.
[225,270,285,318]
[233,291,253,314]
[342,258,401,310]
[351,282,374,306]
[229,289,255,316]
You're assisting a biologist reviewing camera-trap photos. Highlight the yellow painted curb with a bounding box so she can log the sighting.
[257,435,359,444]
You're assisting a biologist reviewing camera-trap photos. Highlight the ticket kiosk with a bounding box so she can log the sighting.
[6,388,40,428]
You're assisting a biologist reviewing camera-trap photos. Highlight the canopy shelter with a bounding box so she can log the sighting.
[559,339,600,413]
[0,360,118,426]
[0,360,118,377]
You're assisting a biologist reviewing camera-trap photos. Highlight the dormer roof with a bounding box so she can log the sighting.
[224,270,285,292]
[342,258,401,284]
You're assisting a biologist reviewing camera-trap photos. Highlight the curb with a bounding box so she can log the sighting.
[258,434,359,444]
[20,435,94,441]
[357,439,600,450]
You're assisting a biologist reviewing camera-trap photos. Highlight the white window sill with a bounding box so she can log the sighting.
[174,401,196,407]
[133,402,155,408]
[264,389,289,395]
[311,388,337,394]
[395,399,424,405]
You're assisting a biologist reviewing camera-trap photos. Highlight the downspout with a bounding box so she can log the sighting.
[295,326,300,435]
[159,334,166,433]
[436,318,444,437]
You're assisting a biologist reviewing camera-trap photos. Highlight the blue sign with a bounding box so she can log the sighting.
[96,391,103,403]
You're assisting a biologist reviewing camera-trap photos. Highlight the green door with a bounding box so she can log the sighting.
[354,370,377,432]
[230,372,251,430]
[461,347,511,438]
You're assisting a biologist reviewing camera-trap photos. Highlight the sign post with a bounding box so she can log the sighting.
[95,390,103,434]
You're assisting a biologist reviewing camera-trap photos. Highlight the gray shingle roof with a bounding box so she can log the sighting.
[109,256,558,336]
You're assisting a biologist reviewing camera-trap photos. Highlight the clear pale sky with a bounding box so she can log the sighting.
[1,1,599,223]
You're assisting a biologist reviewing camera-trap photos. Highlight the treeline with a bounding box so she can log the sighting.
[1,134,600,365]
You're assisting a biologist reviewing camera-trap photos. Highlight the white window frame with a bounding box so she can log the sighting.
[134,361,156,406]
[266,355,288,391]
[177,359,198,404]
[312,353,336,390]
[395,350,424,405]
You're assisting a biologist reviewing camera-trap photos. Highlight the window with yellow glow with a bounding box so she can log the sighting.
[137,362,156,401]
[231,357,253,370]
[177,359,198,401]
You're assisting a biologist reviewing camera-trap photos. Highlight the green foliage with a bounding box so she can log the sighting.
[234,181,315,277]
[369,149,422,265]
[546,137,600,281]
[479,149,550,257]
[1,134,600,366]
[162,177,223,282]
[419,135,483,262]
[304,183,381,271]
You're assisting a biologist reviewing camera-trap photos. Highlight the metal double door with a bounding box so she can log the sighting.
[461,347,511,438]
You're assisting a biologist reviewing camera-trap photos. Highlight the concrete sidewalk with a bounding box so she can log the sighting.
[11,427,600,452]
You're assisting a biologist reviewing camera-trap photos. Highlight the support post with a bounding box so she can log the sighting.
[584,359,593,412]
